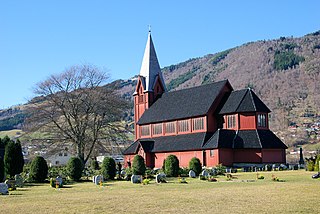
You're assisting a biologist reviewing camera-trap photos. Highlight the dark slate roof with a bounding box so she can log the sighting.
[123,132,213,154]
[123,129,287,155]
[137,80,230,125]
[203,129,287,149]
[219,89,271,114]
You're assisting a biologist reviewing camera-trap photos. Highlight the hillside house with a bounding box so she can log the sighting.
[123,32,287,168]
[45,147,73,167]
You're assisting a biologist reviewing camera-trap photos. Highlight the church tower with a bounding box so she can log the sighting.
[133,31,166,140]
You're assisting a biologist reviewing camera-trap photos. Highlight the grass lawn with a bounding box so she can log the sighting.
[1,170,319,213]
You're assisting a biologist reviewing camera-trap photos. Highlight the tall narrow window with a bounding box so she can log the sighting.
[227,115,236,128]
[178,120,190,132]
[153,123,162,135]
[165,121,176,134]
[141,125,150,136]
[257,114,267,127]
[193,117,204,131]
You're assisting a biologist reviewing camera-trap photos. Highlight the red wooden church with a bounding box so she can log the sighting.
[123,32,287,168]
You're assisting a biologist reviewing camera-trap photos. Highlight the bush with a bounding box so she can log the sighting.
[90,159,100,170]
[307,160,315,171]
[314,155,320,172]
[215,164,226,175]
[274,50,305,70]
[101,157,116,180]
[164,155,180,177]
[29,156,48,182]
[189,157,202,176]
[0,159,4,182]
[67,157,83,181]
[132,155,146,175]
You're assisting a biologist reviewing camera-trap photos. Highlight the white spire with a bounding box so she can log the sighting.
[139,31,166,92]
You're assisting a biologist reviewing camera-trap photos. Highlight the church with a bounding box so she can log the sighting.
[123,32,287,168]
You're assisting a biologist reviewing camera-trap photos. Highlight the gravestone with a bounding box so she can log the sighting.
[94,175,103,185]
[56,176,63,186]
[92,176,96,183]
[189,170,196,178]
[0,183,9,195]
[5,180,16,190]
[15,174,24,187]
[201,170,209,177]
[211,168,217,176]
[131,175,142,184]
[156,173,166,183]
[120,170,126,177]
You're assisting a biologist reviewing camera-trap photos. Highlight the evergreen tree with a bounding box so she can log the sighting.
[189,157,202,176]
[4,140,15,178]
[132,155,146,175]
[29,156,48,182]
[101,157,116,180]
[0,158,4,182]
[14,139,24,174]
[164,155,180,177]
[67,157,83,181]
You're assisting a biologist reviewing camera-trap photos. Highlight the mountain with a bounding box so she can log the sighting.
[1,30,320,149]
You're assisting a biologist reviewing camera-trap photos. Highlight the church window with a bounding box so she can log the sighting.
[227,115,236,128]
[257,114,267,127]
[193,117,204,131]
[178,120,190,132]
[141,125,150,136]
[165,121,176,134]
[153,123,162,135]
[210,149,214,157]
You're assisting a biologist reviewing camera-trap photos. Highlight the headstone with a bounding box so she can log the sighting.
[189,170,196,178]
[156,173,166,183]
[0,183,9,195]
[92,176,96,183]
[5,180,16,190]
[15,174,24,187]
[211,168,217,176]
[120,170,126,176]
[131,175,142,184]
[94,175,103,185]
[201,170,209,177]
[56,176,63,186]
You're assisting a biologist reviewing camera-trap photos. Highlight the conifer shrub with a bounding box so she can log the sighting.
[189,157,202,176]
[67,157,83,181]
[164,155,180,177]
[101,157,116,180]
[314,155,320,172]
[14,140,24,175]
[29,156,48,182]
[0,159,4,182]
[132,155,146,175]
[4,140,16,178]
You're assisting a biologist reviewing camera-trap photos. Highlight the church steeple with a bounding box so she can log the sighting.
[138,31,166,92]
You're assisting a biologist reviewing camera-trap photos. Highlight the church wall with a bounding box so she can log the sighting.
[239,113,256,130]
[262,149,286,163]
[153,151,203,168]
[233,149,262,163]
[218,149,234,166]
[205,149,220,166]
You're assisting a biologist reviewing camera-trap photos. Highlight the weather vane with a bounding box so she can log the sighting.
[148,24,151,33]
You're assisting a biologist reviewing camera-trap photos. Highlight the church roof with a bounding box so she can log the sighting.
[137,80,230,125]
[123,129,287,155]
[203,129,287,149]
[219,89,271,114]
[138,32,166,92]
[123,132,213,154]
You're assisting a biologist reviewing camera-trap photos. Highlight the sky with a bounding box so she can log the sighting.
[1,0,320,109]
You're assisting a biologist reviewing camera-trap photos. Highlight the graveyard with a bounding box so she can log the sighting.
[1,170,319,213]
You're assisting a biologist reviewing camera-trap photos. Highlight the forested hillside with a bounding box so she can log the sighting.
[2,30,320,148]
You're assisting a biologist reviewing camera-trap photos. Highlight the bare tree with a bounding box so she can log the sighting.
[26,64,129,164]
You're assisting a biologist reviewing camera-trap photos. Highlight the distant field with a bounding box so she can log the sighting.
[1,170,319,213]
[0,129,23,138]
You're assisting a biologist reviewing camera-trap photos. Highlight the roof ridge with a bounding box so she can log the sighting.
[248,89,257,112]
[235,89,249,112]
[166,79,228,94]
[232,129,238,148]
[256,129,262,148]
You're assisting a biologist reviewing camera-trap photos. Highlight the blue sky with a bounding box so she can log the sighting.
[0,0,319,109]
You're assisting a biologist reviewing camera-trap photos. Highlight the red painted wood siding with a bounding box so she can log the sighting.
[262,149,286,163]
[233,149,262,163]
[239,113,256,130]
[154,151,203,168]
[218,149,234,166]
